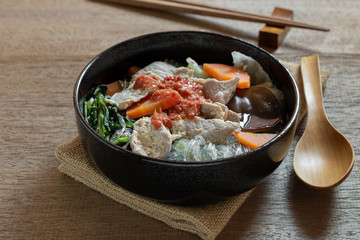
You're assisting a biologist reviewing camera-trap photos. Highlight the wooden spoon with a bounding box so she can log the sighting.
[293,54,354,189]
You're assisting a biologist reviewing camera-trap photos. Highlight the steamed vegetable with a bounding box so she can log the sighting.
[234,131,276,149]
[203,63,251,89]
[232,51,270,86]
[186,57,212,78]
[80,85,134,146]
[126,89,182,119]
[231,51,285,110]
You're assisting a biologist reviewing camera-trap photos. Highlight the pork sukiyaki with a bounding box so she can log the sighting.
[79,51,284,161]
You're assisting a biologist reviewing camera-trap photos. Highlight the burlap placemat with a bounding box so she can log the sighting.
[55,61,329,240]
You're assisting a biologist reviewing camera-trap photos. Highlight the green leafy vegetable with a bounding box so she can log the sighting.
[186,57,211,78]
[80,85,134,146]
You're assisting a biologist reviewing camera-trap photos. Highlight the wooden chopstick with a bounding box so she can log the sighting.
[104,0,330,32]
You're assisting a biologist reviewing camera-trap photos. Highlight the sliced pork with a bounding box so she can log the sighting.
[200,102,226,120]
[171,117,240,145]
[200,102,241,122]
[108,87,154,110]
[108,62,194,110]
[133,61,194,80]
[130,117,172,159]
[202,77,239,104]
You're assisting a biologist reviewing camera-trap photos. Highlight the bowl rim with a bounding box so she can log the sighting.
[73,30,300,166]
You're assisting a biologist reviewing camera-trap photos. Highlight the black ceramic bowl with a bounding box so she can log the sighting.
[74,31,299,204]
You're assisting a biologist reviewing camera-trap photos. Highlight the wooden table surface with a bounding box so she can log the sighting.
[1,0,359,239]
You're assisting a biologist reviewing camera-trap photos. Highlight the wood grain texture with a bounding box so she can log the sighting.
[293,54,354,189]
[0,0,359,239]
[258,7,294,49]
[101,0,329,31]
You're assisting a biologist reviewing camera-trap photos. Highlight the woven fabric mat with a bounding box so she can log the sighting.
[55,61,329,240]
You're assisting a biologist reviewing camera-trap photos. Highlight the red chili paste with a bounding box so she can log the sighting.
[151,110,173,130]
[134,74,209,130]
[133,74,159,91]
[150,89,180,102]
[159,76,208,119]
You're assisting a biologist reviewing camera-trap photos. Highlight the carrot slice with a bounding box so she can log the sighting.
[128,66,141,77]
[106,81,123,96]
[126,89,182,119]
[203,63,251,89]
[234,131,277,149]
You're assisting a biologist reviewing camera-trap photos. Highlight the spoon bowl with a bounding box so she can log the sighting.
[293,54,354,189]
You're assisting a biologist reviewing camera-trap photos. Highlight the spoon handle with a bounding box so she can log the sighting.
[300,54,326,121]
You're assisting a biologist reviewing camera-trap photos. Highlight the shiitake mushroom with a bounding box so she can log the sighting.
[227,85,282,132]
